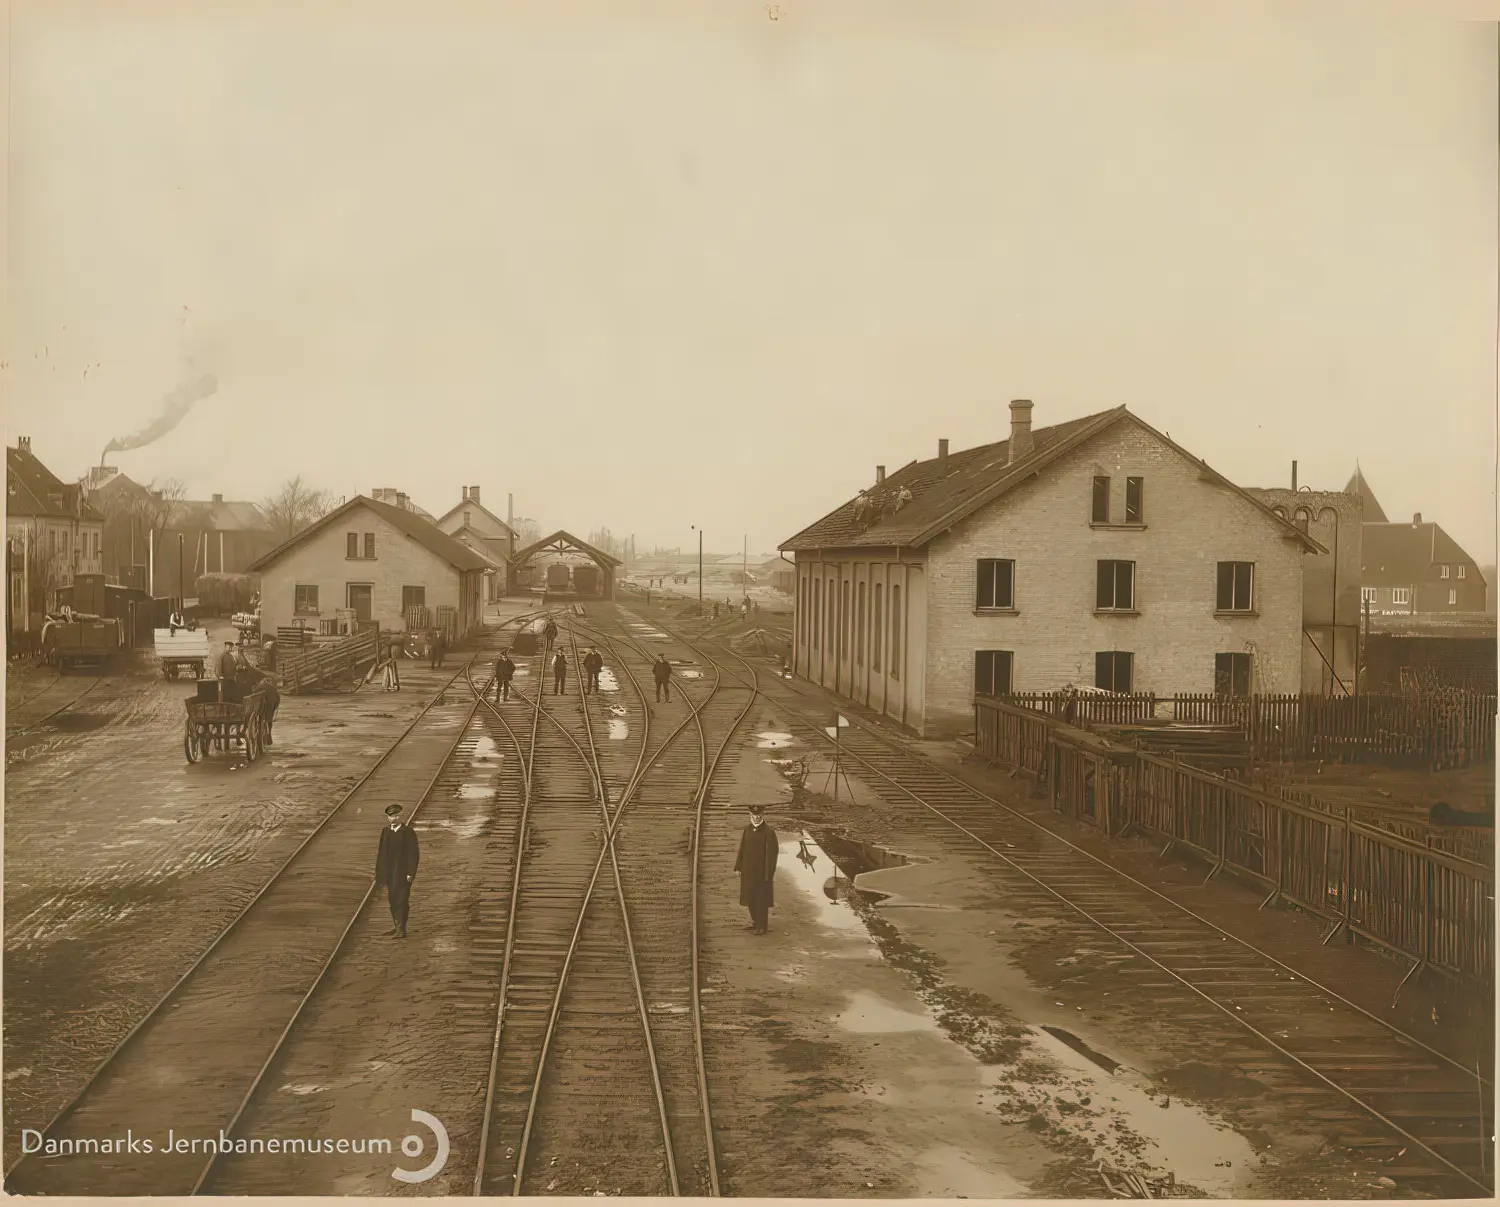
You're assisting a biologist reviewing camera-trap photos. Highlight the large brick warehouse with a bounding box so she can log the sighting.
[779,401,1326,737]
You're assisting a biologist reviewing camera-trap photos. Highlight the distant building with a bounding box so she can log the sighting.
[7,437,105,628]
[88,467,275,599]
[247,495,491,639]
[369,487,436,522]
[756,554,796,594]
[1349,470,1487,615]
[434,485,517,600]
[780,401,1323,737]
[1246,472,1362,695]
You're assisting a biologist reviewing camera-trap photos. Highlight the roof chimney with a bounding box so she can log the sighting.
[1413,512,1422,525]
[461,486,469,501]
[1291,460,1298,491]
[508,493,514,525]
[938,439,949,469]
[875,465,886,484]
[212,493,223,504]
[1008,400,1034,464]
[17,437,30,452]
[469,485,480,506]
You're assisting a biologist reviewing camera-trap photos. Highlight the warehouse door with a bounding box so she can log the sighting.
[347,583,373,622]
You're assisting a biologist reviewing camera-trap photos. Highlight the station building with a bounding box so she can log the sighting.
[248,495,491,639]
[779,401,1324,737]
[435,485,517,600]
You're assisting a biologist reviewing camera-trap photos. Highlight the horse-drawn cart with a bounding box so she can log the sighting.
[184,687,271,763]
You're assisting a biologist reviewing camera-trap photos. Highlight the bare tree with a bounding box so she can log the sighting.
[260,475,336,542]
[512,516,541,547]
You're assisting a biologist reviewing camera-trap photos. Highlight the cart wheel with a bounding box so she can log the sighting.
[184,720,201,764]
[246,716,261,761]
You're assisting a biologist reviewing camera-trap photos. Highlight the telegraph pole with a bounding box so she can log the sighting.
[178,533,185,611]
[691,525,704,615]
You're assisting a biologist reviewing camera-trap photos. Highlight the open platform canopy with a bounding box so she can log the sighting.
[509,529,622,599]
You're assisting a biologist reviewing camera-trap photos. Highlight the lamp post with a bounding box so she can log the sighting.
[178,533,185,612]
[1313,504,1345,696]
[690,525,703,615]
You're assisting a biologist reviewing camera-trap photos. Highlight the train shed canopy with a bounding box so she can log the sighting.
[509,529,622,599]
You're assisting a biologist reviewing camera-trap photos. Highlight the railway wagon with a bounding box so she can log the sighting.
[572,564,600,595]
[545,563,572,592]
[42,615,124,671]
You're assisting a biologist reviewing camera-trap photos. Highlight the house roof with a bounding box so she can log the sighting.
[435,497,516,539]
[1361,521,1484,584]
[177,498,267,531]
[779,406,1324,554]
[449,524,508,568]
[7,444,104,522]
[246,495,494,574]
[510,529,623,569]
[1344,466,1389,524]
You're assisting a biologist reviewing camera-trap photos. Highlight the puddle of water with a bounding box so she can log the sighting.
[1041,1024,1120,1074]
[428,814,488,838]
[5,1067,32,1081]
[608,704,627,717]
[779,835,879,940]
[756,731,797,749]
[680,670,703,679]
[598,669,619,693]
[281,1083,327,1095]
[837,988,941,1035]
[135,817,179,827]
[915,1145,1031,1200]
[607,718,629,740]
[458,784,497,800]
[469,735,502,764]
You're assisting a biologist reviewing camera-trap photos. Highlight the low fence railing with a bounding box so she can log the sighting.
[974,697,1494,988]
[986,690,1496,771]
[276,629,385,695]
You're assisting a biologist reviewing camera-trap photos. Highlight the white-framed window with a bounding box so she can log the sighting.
[1361,586,1377,605]
[1449,588,1458,606]
[1458,565,1467,580]
[1440,564,1450,579]
[1392,588,1410,606]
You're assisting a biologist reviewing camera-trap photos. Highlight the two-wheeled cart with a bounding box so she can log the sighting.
[184,687,268,764]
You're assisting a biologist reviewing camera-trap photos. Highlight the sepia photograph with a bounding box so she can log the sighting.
[3,1,1496,1199]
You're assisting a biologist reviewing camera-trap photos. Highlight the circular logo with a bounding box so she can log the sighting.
[391,1110,449,1184]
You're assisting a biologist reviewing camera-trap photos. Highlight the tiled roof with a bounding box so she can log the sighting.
[1362,521,1483,585]
[7,445,104,522]
[247,495,493,574]
[435,498,516,538]
[779,406,1323,554]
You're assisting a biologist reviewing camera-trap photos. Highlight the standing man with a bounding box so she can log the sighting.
[217,640,241,703]
[734,805,778,935]
[543,618,559,646]
[429,628,446,670]
[584,648,603,694]
[652,654,673,702]
[374,803,420,939]
[495,649,516,703]
[552,649,568,695]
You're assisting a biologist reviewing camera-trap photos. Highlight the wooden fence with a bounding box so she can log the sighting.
[276,629,387,695]
[974,697,1494,987]
[989,690,1496,772]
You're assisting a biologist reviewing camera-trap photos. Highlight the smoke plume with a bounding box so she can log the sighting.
[102,373,219,459]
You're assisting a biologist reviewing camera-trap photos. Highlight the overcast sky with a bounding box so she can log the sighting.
[7,3,1496,562]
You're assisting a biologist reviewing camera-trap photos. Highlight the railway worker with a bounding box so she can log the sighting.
[552,649,568,695]
[429,628,446,670]
[734,805,778,935]
[543,618,559,645]
[374,803,420,939]
[217,640,241,701]
[583,648,604,694]
[652,654,673,702]
[168,604,186,634]
[713,601,719,619]
[494,650,516,702]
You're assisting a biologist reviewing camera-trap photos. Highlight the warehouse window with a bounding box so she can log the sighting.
[1449,588,1458,606]
[1125,477,1144,523]
[1214,652,1252,698]
[890,584,901,680]
[1392,588,1410,606]
[1216,562,1254,612]
[364,532,376,559]
[1458,565,1467,580]
[840,579,850,660]
[1361,586,1377,605]
[294,584,319,614]
[856,581,867,665]
[975,558,1015,610]
[1095,651,1133,693]
[1440,564,1450,579]
[974,650,1013,697]
[1096,560,1135,611]
[1091,476,1110,523]
[872,583,883,672]
[402,585,426,611]
[347,532,359,559]
[812,578,821,650]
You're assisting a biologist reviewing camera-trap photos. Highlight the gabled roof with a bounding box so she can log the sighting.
[1361,520,1484,584]
[246,495,493,574]
[7,445,103,522]
[1344,465,1389,524]
[449,524,508,568]
[510,529,623,569]
[177,498,268,531]
[780,406,1324,554]
[435,497,516,539]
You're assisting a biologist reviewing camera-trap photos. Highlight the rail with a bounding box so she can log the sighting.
[975,696,1495,987]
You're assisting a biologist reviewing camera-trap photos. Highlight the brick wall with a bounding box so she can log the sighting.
[922,419,1307,735]
[259,503,461,636]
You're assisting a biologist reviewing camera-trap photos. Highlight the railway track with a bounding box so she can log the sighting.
[6,672,104,738]
[648,615,1493,1198]
[3,615,539,1196]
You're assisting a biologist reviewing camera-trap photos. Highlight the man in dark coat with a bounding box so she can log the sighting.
[375,803,420,938]
[652,655,673,702]
[543,618,559,645]
[429,629,446,670]
[583,649,603,694]
[552,650,568,695]
[734,805,778,934]
[494,651,516,703]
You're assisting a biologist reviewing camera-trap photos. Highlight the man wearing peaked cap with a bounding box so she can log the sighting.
[375,803,420,939]
[734,805,778,935]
